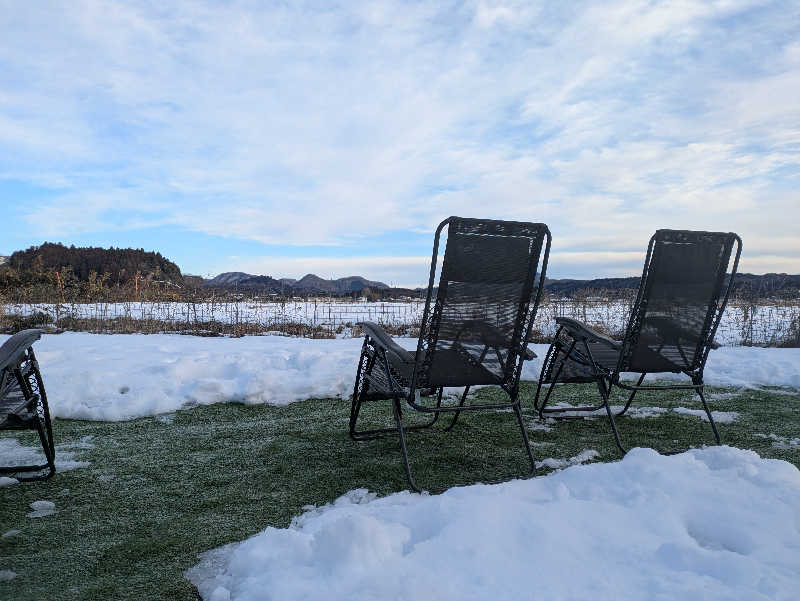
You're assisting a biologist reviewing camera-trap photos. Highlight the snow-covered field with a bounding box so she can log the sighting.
[186,446,800,601]
[6,298,800,345]
[4,332,799,421]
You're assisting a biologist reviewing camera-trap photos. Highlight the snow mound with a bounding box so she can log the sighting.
[1,332,798,421]
[187,446,800,601]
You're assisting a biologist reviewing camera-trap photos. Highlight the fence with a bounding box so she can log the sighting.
[3,295,799,346]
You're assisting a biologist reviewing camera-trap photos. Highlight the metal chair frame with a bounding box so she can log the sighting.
[533,230,742,454]
[1,330,55,481]
[350,217,551,492]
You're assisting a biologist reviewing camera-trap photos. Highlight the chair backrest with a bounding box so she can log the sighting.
[618,230,741,374]
[413,217,550,390]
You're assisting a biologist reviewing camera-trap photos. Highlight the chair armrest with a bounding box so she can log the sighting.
[0,329,42,373]
[555,317,621,350]
[357,322,414,363]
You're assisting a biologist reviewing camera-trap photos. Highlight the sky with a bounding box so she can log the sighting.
[0,1,798,288]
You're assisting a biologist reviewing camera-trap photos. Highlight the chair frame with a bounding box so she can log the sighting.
[350,217,551,492]
[0,329,55,481]
[533,230,742,453]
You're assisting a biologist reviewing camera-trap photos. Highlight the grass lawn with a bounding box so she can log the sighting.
[2,381,799,600]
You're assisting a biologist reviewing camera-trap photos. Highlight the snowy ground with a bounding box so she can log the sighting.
[186,446,800,601]
[0,436,94,486]
[3,332,799,421]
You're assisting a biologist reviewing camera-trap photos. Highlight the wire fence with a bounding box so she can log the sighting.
[3,294,799,346]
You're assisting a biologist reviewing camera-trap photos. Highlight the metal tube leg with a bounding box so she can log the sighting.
[512,397,536,478]
[34,417,56,478]
[615,372,647,417]
[444,386,470,431]
[598,378,626,454]
[695,381,721,444]
[392,396,421,493]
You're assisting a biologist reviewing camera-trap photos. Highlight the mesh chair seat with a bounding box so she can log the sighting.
[363,347,503,400]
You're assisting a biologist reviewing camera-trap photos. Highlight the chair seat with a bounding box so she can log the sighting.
[364,347,501,399]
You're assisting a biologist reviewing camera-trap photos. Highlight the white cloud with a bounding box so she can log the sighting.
[0,0,798,277]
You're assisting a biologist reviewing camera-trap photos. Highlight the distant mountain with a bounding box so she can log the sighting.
[205,272,284,292]
[543,273,800,298]
[0,256,7,265]
[205,272,389,294]
[293,274,389,293]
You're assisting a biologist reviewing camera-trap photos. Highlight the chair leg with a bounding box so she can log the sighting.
[444,386,470,432]
[598,378,626,454]
[695,379,721,445]
[392,396,421,493]
[512,396,537,478]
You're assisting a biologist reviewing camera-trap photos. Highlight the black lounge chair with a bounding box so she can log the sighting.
[0,329,55,480]
[350,217,551,492]
[533,230,742,453]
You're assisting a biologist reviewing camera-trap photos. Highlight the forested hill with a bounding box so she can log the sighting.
[3,242,184,286]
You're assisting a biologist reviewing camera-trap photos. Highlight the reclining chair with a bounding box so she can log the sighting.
[350,217,551,492]
[534,230,741,453]
[0,329,55,480]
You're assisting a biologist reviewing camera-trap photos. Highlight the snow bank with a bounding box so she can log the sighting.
[2,332,798,421]
[186,446,800,601]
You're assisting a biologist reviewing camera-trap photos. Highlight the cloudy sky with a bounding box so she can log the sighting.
[1,0,798,286]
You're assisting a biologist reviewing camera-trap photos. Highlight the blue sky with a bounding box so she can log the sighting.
[1,1,798,287]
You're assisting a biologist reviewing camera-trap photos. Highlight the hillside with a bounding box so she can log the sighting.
[544,273,800,298]
[1,242,184,287]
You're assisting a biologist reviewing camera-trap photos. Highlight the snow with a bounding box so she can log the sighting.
[26,500,56,518]
[0,570,16,582]
[0,436,92,472]
[673,408,740,423]
[535,449,599,470]
[2,530,20,538]
[755,433,800,449]
[187,446,800,601]
[1,332,798,421]
[0,476,18,487]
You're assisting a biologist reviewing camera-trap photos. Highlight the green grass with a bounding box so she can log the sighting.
[2,382,799,601]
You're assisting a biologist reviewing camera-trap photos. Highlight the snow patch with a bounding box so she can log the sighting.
[0,436,92,473]
[0,476,19,487]
[0,570,16,582]
[27,500,56,518]
[755,433,800,449]
[187,447,800,601]
[536,449,600,470]
[674,408,739,423]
